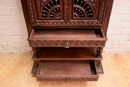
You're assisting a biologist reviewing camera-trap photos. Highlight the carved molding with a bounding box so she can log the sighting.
[28,0,35,23]
[65,0,69,21]
[99,0,105,23]
[34,21,101,26]
[29,40,105,47]
[37,78,98,81]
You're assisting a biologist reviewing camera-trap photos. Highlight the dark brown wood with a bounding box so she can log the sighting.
[28,29,106,47]
[21,0,114,81]
[95,61,104,74]
[102,0,114,36]
[33,47,103,61]
[21,0,32,36]
[31,62,39,75]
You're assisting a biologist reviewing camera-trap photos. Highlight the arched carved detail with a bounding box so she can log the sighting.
[38,0,61,18]
[73,0,95,18]
[74,5,91,18]
[74,5,87,18]
[47,5,60,18]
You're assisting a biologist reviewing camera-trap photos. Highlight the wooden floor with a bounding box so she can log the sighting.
[0,53,130,87]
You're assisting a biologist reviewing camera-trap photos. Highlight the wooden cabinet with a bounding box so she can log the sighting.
[21,0,113,81]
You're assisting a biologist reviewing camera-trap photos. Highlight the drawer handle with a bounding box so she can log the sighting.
[64,41,70,48]
[65,78,70,82]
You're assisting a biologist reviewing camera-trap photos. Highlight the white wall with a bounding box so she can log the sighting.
[0,0,130,53]
[104,0,130,53]
[0,0,31,53]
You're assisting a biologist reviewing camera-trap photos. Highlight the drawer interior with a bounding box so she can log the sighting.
[36,61,99,81]
[29,29,106,40]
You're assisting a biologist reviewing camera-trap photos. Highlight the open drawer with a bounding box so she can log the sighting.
[28,29,106,48]
[36,61,99,81]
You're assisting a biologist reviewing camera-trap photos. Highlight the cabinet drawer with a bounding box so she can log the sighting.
[28,29,106,48]
[36,61,99,81]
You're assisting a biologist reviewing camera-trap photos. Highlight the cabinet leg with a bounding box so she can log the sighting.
[31,61,40,75]
[32,47,38,58]
[96,47,102,58]
[95,61,104,74]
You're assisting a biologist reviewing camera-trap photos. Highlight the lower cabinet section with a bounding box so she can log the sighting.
[31,47,104,81]
[32,61,103,81]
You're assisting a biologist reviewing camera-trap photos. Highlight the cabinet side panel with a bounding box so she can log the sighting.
[102,0,114,36]
[21,0,32,36]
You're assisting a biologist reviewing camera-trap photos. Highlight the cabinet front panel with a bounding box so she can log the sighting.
[26,0,107,27]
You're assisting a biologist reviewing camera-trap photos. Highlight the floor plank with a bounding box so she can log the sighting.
[0,53,39,87]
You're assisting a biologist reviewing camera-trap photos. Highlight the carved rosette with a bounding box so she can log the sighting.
[29,40,105,47]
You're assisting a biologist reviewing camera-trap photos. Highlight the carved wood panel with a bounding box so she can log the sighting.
[26,0,106,27]
[73,0,95,18]
[36,0,62,19]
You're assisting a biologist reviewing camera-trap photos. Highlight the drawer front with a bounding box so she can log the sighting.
[28,29,106,48]
[36,77,98,81]
[35,61,99,81]
[29,40,106,48]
